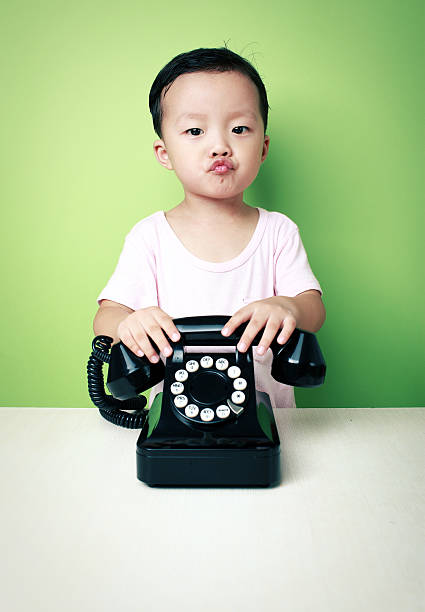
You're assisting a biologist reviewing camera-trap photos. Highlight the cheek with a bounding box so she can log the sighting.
[174,162,202,184]
[242,139,264,160]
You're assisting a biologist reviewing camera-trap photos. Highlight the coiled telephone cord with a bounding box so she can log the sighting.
[87,335,148,429]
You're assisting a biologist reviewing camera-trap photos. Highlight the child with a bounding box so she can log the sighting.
[93,46,326,409]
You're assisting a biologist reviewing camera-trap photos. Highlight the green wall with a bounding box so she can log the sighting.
[1,0,424,408]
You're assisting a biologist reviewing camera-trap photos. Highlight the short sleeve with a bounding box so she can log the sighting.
[96,230,158,311]
[274,228,322,297]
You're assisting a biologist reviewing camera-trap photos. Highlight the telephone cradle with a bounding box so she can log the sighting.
[87,315,326,487]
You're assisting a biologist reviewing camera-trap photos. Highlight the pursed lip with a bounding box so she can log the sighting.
[209,159,234,171]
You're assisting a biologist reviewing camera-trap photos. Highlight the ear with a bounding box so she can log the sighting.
[261,134,270,163]
[153,139,174,170]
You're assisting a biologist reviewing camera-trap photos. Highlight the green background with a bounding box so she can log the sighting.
[1,0,424,408]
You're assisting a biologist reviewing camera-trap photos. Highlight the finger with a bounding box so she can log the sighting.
[255,317,283,355]
[221,308,251,337]
[119,326,154,361]
[134,330,161,362]
[236,314,269,352]
[155,312,181,345]
[123,318,161,363]
[149,314,181,358]
[276,315,297,345]
[142,316,174,360]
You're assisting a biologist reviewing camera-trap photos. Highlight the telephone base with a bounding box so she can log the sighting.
[137,446,281,488]
[136,391,281,488]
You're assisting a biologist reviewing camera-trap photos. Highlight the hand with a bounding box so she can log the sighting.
[117,306,181,363]
[221,297,298,356]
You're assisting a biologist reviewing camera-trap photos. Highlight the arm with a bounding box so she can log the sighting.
[276,289,326,334]
[93,299,135,345]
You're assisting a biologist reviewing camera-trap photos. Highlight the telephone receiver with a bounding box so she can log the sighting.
[87,315,326,429]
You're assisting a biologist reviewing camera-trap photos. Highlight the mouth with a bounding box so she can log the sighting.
[211,165,233,175]
[209,159,234,174]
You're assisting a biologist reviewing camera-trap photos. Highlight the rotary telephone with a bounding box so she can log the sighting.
[87,315,326,487]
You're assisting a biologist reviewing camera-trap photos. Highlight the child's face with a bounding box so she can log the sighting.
[153,70,270,201]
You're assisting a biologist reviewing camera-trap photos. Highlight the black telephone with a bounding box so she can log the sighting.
[87,315,326,487]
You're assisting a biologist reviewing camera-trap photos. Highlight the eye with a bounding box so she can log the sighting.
[185,128,203,136]
[233,126,249,134]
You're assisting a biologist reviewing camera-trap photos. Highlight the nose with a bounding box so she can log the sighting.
[209,131,232,158]
[211,148,230,157]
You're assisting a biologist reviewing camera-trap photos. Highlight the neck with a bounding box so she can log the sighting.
[177,192,251,224]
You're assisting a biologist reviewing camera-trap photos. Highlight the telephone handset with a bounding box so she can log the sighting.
[87,315,326,487]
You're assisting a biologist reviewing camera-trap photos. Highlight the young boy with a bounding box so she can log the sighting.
[93,47,326,409]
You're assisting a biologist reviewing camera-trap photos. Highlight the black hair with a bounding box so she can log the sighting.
[149,46,270,139]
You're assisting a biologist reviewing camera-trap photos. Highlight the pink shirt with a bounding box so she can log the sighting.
[97,207,322,409]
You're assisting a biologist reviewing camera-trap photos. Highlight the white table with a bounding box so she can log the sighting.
[0,407,424,612]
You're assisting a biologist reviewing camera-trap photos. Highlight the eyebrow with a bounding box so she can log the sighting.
[175,110,258,124]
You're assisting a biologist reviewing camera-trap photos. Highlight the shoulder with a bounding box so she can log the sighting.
[111,211,164,257]
[261,208,298,232]
[124,211,164,247]
[259,208,299,246]
[127,210,163,237]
